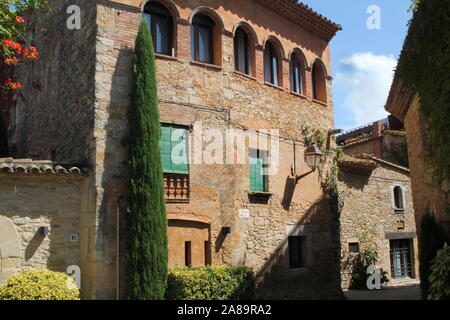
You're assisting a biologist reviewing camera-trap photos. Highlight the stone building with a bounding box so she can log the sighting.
[1,0,343,299]
[386,79,449,239]
[337,122,418,289]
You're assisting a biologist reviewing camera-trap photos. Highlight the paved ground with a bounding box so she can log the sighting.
[344,279,422,300]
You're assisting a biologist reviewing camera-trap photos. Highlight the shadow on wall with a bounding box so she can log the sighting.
[254,193,344,300]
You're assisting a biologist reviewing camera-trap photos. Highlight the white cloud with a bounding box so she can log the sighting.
[334,52,397,129]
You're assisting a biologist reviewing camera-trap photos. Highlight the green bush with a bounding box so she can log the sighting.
[166,266,255,300]
[428,243,450,300]
[0,269,80,300]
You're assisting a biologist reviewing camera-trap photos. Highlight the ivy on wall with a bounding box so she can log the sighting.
[396,0,450,197]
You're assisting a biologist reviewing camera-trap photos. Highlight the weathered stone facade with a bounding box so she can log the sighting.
[5,0,344,299]
[386,92,449,240]
[0,159,86,285]
[338,159,418,289]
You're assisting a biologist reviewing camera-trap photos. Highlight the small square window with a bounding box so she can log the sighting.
[348,242,360,254]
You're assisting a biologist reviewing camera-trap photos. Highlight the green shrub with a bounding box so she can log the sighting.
[166,266,255,300]
[0,269,80,300]
[428,243,450,300]
[419,213,447,299]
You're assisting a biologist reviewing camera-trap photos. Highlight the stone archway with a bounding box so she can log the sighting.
[0,216,21,284]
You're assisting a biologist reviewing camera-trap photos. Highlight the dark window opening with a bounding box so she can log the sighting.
[394,186,404,209]
[290,53,304,94]
[264,41,279,86]
[185,241,192,267]
[288,236,306,269]
[191,14,215,64]
[312,60,327,103]
[204,241,211,266]
[234,28,251,75]
[143,2,174,56]
[348,242,360,254]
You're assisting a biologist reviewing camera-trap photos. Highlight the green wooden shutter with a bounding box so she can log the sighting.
[250,151,265,192]
[160,124,189,174]
[160,124,172,173]
[171,126,189,174]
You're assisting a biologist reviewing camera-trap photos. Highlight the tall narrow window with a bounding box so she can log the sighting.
[249,149,268,192]
[142,2,174,56]
[288,236,306,269]
[185,241,192,267]
[290,53,303,94]
[312,60,327,103]
[393,186,404,209]
[264,41,279,86]
[234,28,251,75]
[191,14,215,64]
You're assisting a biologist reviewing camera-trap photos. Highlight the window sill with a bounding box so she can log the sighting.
[290,91,308,100]
[233,70,256,81]
[155,53,178,61]
[190,60,222,71]
[289,267,309,273]
[264,82,286,92]
[166,199,190,204]
[248,191,272,204]
[394,209,405,214]
[312,99,328,107]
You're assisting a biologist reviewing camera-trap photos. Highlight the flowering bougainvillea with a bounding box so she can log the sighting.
[0,0,50,90]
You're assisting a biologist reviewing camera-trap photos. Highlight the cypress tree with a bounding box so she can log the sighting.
[0,114,8,157]
[126,20,168,300]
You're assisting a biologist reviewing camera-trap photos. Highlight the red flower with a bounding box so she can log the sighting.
[5,79,22,90]
[23,46,39,60]
[2,39,22,55]
[16,16,25,23]
[4,56,19,65]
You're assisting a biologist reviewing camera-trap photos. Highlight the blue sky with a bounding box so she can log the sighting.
[301,0,413,131]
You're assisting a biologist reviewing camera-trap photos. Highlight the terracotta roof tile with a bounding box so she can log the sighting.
[0,158,86,176]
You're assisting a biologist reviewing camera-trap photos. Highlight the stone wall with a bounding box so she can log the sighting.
[338,163,418,289]
[11,0,97,164]
[403,96,449,237]
[0,173,86,285]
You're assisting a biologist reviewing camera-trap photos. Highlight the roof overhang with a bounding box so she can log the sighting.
[256,0,342,41]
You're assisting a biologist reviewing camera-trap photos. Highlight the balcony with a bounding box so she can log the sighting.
[164,173,190,203]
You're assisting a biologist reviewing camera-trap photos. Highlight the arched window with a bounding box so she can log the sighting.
[393,186,404,209]
[234,27,252,75]
[290,53,304,94]
[312,60,327,103]
[191,14,215,64]
[143,1,174,56]
[264,41,279,86]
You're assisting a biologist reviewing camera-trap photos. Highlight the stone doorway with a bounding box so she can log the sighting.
[390,239,413,279]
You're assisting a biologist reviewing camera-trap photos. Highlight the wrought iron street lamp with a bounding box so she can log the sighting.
[304,145,323,171]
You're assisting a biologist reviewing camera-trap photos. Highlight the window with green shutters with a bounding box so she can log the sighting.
[249,149,267,192]
[160,124,189,174]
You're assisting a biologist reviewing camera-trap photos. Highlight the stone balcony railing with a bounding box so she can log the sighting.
[164,173,190,203]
